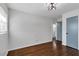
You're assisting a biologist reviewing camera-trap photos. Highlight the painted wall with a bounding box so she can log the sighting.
[52,24,56,38]
[62,9,79,50]
[8,9,53,50]
[52,19,57,39]
[0,4,8,56]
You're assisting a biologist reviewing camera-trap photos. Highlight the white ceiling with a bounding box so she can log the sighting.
[7,3,79,19]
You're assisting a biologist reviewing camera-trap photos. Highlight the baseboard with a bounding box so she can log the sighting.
[8,41,52,52]
[8,40,52,51]
[57,40,78,50]
[62,42,66,46]
[66,45,78,50]
[56,40,62,42]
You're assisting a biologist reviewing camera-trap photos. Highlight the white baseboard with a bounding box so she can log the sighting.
[8,40,52,51]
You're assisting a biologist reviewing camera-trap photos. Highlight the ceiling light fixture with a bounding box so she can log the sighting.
[47,3,56,11]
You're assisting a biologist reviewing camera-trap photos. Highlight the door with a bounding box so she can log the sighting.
[57,22,62,41]
[66,16,78,49]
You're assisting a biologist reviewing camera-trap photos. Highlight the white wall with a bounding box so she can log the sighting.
[0,4,8,56]
[62,9,79,50]
[52,24,56,38]
[8,9,53,50]
[57,17,62,22]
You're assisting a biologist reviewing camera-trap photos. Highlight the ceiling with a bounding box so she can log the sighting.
[7,3,79,19]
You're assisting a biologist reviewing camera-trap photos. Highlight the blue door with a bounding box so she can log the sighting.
[66,16,78,49]
[57,22,62,41]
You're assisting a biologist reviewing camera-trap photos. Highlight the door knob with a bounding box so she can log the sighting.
[66,33,68,35]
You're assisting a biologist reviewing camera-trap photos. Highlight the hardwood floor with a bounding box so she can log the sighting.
[7,40,79,56]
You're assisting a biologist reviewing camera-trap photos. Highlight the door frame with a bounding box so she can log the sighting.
[62,9,79,50]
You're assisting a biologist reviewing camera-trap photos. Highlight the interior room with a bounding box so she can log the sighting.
[0,3,79,56]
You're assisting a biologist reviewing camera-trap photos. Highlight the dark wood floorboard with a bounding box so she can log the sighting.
[7,40,79,56]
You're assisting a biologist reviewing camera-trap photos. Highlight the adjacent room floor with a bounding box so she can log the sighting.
[7,40,79,56]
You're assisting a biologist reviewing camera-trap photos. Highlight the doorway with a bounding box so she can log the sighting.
[52,24,56,40]
[57,22,62,41]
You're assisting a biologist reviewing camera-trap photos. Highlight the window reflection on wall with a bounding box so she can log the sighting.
[0,13,7,34]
